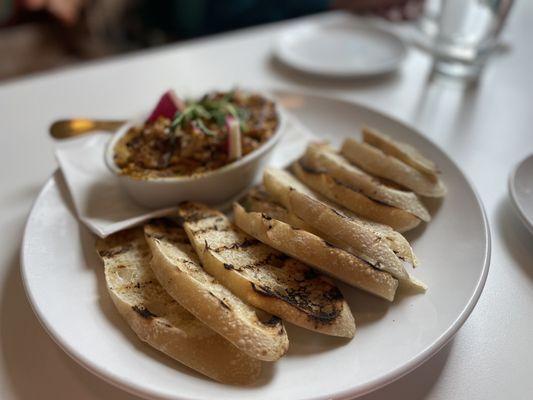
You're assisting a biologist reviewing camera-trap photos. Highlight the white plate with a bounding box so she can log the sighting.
[21,91,490,400]
[275,18,406,78]
[509,154,533,234]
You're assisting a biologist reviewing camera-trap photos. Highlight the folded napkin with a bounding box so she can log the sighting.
[55,116,317,238]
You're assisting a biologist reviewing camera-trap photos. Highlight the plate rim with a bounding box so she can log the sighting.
[508,154,533,234]
[274,19,407,78]
[20,175,176,400]
[21,91,491,400]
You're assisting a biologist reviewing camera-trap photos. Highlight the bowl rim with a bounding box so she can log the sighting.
[104,92,286,184]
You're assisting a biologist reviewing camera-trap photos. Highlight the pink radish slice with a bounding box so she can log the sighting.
[146,90,185,123]
[226,115,242,161]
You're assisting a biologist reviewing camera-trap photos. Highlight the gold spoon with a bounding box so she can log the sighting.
[50,119,126,139]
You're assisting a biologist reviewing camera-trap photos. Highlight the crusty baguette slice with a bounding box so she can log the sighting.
[179,202,356,338]
[234,203,398,301]
[363,126,439,176]
[95,228,261,384]
[291,160,421,232]
[341,138,446,197]
[241,189,417,267]
[263,168,418,266]
[263,168,426,290]
[144,219,289,361]
[303,142,430,222]
[251,175,418,266]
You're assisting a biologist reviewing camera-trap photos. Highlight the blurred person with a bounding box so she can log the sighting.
[20,0,85,25]
[0,0,85,26]
[138,0,424,40]
[0,0,423,80]
[1,0,422,27]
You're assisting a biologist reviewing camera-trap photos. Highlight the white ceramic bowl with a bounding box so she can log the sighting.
[104,106,285,209]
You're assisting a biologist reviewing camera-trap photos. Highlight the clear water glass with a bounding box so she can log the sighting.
[418,0,443,38]
[424,0,514,79]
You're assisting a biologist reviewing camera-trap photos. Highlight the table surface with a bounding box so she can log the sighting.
[1,4,532,400]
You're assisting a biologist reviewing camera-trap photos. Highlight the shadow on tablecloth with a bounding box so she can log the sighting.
[496,196,533,281]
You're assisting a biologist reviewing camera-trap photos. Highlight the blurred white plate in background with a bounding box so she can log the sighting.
[275,18,406,78]
[509,154,533,234]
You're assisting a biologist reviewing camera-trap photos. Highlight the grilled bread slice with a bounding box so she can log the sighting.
[234,202,398,301]
[263,168,418,266]
[144,219,289,361]
[263,168,426,290]
[302,142,430,222]
[241,188,417,267]
[363,126,439,176]
[95,228,261,384]
[241,188,416,264]
[341,138,446,197]
[291,159,421,232]
[178,202,356,338]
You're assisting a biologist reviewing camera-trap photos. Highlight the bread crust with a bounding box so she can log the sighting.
[341,138,446,197]
[95,228,262,384]
[292,160,421,232]
[362,126,439,176]
[302,143,430,221]
[144,220,289,361]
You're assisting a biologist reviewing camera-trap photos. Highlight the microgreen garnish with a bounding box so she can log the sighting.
[170,91,249,136]
[194,119,217,136]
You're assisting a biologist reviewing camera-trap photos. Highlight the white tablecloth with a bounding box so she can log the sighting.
[1,5,532,399]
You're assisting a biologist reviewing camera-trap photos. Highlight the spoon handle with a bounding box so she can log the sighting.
[50,119,126,139]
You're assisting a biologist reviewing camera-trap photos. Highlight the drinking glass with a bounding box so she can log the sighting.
[418,0,443,39]
[423,0,514,79]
